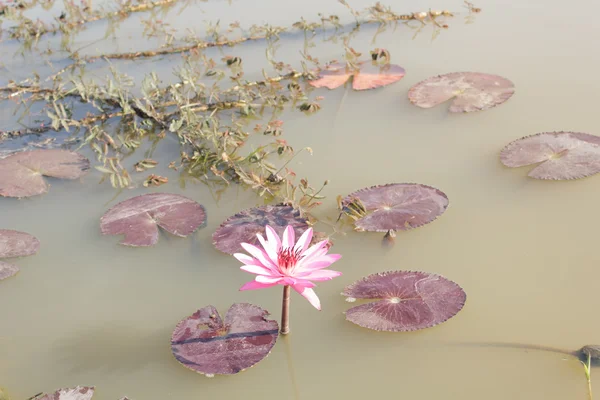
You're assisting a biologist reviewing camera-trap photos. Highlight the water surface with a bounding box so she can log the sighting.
[1,0,599,399]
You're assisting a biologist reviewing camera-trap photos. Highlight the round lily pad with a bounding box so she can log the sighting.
[171,303,279,376]
[408,72,515,113]
[500,131,600,180]
[0,149,90,198]
[342,271,466,332]
[309,61,405,91]
[100,193,206,247]
[0,229,40,281]
[341,183,449,232]
[212,204,309,254]
[35,386,95,400]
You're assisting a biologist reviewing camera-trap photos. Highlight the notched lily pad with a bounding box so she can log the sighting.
[212,204,309,254]
[100,193,206,247]
[500,131,600,180]
[340,183,449,236]
[309,61,405,91]
[0,149,90,198]
[0,229,40,281]
[342,271,466,332]
[34,386,95,400]
[408,72,515,113]
[171,303,279,376]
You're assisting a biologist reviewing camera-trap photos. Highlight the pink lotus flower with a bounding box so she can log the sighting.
[235,225,342,310]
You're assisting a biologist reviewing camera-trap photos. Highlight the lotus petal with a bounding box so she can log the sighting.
[408,72,515,113]
[35,386,95,400]
[0,229,40,281]
[0,149,90,198]
[341,183,449,232]
[309,61,405,91]
[100,193,206,247]
[212,205,310,254]
[500,131,600,180]
[342,271,466,332]
[171,303,279,376]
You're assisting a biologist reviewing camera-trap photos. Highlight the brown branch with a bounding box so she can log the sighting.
[83,7,458,61]
[0,110,125,141]
[7,0,182,40]
[87,35,265,60]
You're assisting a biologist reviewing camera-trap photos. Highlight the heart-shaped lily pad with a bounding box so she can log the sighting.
[340,183,449,232]
[100,193,206,247]
[212,204,310,254]
[0,229,40,281]
[309,61,406,91]
[342,271,466,332]
[171,303,279,376]
[35,386,95,400]
[0,149,90,198]
[500,131,600,180]
[408,72,515,113]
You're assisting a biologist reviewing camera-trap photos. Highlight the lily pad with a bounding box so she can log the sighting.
[0,149,90,198]
[500,131,600,180]
[35,386,95,400]
[342,271,466,332]
[171,303,279,376]
[0,229,40,281]
[0,262,20,281]
[100,193,206,247]
[408,72,515,113]
[309,61,405,91]
[340,183,449,232]
[212,204,309,254]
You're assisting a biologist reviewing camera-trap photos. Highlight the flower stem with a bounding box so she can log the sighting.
[585,353,593,400]
[281,285,291,335]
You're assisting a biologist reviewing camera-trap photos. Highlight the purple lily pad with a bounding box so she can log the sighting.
[35,386,95,400]
[0,261,19,281]
[341,183,449,232]
[100,193,206,247]
[408,72,515,113]
[171,303,279,376]
[0,229,40,281]
[500,131,600,180]
[342,271,466,332]
[0,149,90,198]
[212,204,309,254]
[309,61,406,91]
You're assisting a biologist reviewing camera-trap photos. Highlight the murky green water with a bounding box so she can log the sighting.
[1,0,600,399]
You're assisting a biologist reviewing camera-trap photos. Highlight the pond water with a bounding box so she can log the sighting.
[1,0,600,399]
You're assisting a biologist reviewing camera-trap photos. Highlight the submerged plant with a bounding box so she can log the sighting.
[234,225,341,334]
[458,342,600,399]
